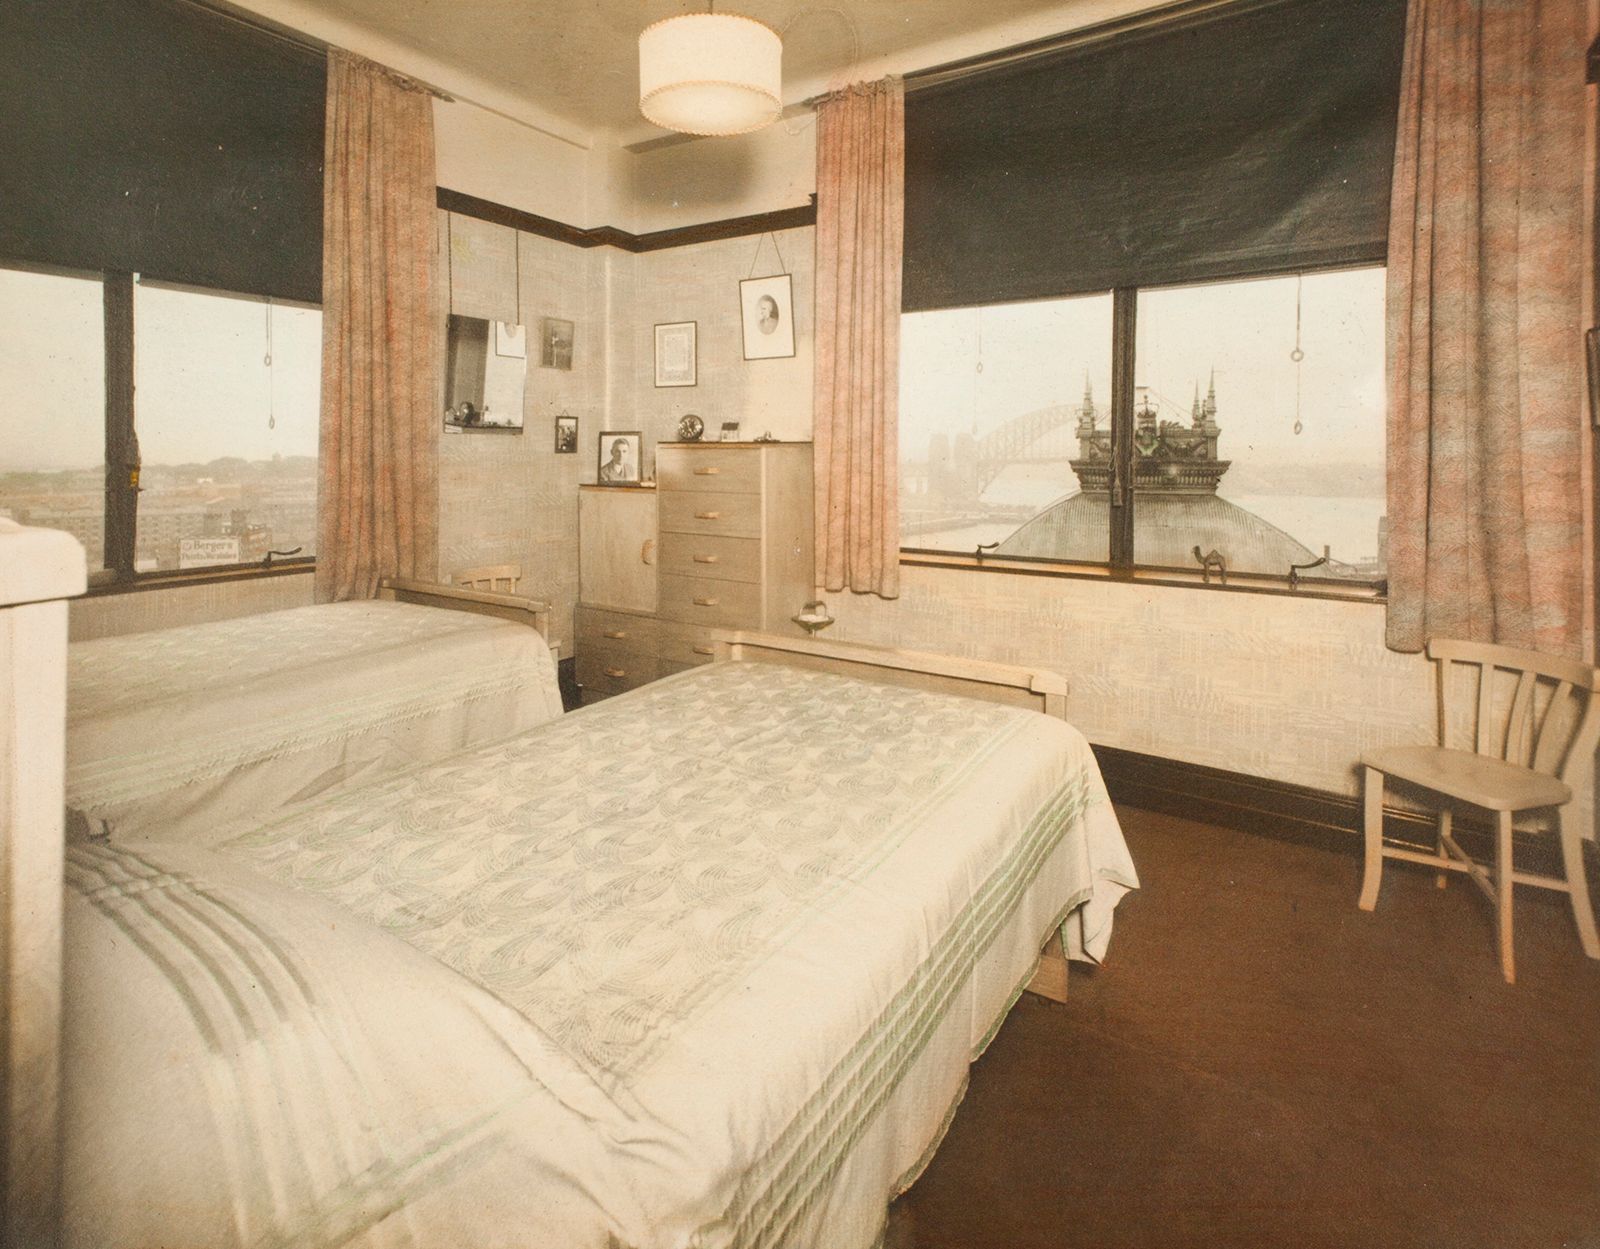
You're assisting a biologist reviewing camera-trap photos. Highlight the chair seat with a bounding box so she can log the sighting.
[1362,745,1571,812]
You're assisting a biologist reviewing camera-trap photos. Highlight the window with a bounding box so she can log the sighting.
[899,268,1387,587]
[0,264,321,581]
[901,294,1112,558]
[897,0,1405,593]
[0,266,107,569]
[132,281,320,572]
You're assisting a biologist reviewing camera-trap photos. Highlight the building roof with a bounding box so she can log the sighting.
[995,490,1317,574]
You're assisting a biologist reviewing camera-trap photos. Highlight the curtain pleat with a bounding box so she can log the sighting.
[315,51,439,603]
[1384,0,1588,656]
[814,78,904,599]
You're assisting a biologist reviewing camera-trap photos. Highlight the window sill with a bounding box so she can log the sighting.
[83,559,315,598]
[899,550,1386,604]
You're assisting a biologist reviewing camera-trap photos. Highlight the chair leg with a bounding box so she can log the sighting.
[1496,810,1515,985]
[1436,808,1452,889]
[1557,806,1600,960]
[1359,766,1383,911]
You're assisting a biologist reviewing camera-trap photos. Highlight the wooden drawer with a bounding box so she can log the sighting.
[658,573,762,628]
[575,606,659,652]
[576,644,657,698]
[657,533,760,583]
[658,446,762,494]
[658,622,722,667]
[658,489,761,539]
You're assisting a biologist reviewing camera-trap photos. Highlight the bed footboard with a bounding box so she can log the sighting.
[378,576,551,640]
[709,629,1068,720]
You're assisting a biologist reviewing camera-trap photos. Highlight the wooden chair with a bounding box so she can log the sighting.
[1358,639,1600,983]
[451,564,522,595]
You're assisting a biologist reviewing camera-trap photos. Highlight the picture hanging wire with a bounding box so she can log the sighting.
[746,231,790,279]
[1290,273,1304,435]
[263,297,275,430]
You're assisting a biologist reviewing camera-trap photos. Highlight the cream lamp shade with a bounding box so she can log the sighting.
[639,12,782,136]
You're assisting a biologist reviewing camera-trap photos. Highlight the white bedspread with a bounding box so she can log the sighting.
[66,599,563,841]
[63,662,1136,1249]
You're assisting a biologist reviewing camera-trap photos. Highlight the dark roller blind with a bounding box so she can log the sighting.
[902,0,1408,312]
[0,0,325,303]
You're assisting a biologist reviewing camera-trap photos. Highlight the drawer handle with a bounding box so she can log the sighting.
[694,510,723,520]
[641,539,656,566]
[692,554,720,564]
[602,630,628,640]
[693,466,722,476]
[692,597,720,607]
[693,645,715,656]
[604,667,627,679]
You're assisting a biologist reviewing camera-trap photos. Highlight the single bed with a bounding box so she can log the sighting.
[64,576,563,842]
[57,632,1138,1249]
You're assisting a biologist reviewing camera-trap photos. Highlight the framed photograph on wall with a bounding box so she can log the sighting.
[554,413,578,454]
[596,430,644,485]
[739,273,795,360]
[654,321,697,387]
[541,317,574,370]
[494,320,527,359]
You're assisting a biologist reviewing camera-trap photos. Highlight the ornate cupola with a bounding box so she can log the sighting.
[1069,372,1232,495]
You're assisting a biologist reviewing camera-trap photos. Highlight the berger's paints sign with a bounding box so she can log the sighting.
[178,537,240,569]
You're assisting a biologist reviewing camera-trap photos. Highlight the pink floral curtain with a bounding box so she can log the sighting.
[1385,0,1590,657]
[315,51,439,603]
[814,77,905,599]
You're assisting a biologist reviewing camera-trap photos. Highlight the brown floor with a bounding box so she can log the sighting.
[893,807,1600,1249]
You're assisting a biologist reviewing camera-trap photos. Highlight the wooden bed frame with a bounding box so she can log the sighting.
[711,630,1074,1004]
[378,575,552,641]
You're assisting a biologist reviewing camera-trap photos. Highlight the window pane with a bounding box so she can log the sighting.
[0,266,106,570]
[900,294,1114,560]
[133,281,320,572]
[1132,267,1386,579]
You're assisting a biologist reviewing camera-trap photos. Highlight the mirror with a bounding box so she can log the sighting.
[444,314,526,433]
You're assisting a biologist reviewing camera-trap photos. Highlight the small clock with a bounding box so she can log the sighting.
[677,413,705,442]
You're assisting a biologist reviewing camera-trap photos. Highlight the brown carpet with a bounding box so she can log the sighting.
[892,807,1600,1249]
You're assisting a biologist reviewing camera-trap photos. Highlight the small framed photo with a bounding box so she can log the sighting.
[654,321,697,388]
[596,430,644,485]
[495,321,527,359]
[554,413,578,454]
[541,317,574,370]
[740,274,795,360]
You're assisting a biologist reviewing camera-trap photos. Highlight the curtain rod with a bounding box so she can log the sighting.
[797,0,1273,105]
[174,0,455,101]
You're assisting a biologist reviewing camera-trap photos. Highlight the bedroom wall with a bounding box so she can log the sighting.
[603,226,817,472]
[437,210,605,654]
[68,570,314,642]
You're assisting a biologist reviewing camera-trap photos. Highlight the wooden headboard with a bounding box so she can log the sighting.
[378,576,551,639]
[710,630,1069,721]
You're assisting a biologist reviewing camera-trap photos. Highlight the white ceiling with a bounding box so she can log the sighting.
[233,0,1142,144]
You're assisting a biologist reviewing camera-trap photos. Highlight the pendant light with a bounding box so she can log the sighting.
[638,3,782,137]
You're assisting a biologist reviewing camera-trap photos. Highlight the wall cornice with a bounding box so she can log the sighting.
[436,188,817,254]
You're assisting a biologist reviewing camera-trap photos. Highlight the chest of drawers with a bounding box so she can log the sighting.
[575,442,813,704]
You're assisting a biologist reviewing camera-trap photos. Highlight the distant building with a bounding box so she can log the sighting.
[996,376,1317,574]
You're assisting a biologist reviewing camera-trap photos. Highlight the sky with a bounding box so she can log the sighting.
[1,267,320,472]
[899,265,1386,480]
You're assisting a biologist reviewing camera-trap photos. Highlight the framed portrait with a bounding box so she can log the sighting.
[596,430,644,486]
[541,317,574,370]
[654,321,697,388]
[494,321,527,359]
[740,274,795,361]
[554,413,578,454]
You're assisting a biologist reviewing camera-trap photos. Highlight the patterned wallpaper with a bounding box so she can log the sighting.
[605,226,816,473]
[69,571,314,642]
[436,211,606,651]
